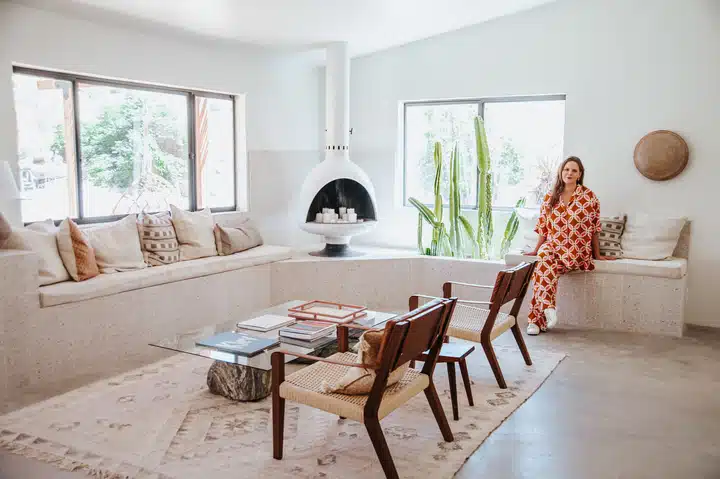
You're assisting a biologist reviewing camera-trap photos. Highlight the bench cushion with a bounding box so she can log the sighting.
[504,253,687,279]
[39,245,292,307]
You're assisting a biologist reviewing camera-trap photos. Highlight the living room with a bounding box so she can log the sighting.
[0,0,718,478]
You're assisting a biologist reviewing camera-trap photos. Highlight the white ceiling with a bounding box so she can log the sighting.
[12,0,556,56]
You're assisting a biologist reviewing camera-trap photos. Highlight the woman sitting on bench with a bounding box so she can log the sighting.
[523,156,615,335]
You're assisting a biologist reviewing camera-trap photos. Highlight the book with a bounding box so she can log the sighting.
[279,321,336,341]
[195,331,279,357]
[279,334,337,349]
[236,314,296,332]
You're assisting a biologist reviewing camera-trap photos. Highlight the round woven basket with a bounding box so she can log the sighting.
[633,130,689,181]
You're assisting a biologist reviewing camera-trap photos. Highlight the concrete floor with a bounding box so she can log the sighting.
[1,326,719,479]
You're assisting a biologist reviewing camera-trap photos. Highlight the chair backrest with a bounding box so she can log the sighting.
[490,261,536,309]
[363,297,457,416]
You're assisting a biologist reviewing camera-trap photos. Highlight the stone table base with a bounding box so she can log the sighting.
[206,361,271,401]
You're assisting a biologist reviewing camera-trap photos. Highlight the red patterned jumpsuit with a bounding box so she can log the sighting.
[528,185,602,330]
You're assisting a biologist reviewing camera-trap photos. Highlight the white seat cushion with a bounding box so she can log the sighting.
[39,245,292,307]
[504,253,687,279]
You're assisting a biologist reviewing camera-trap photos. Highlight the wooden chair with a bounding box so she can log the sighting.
[271,296,458,479]
[443,261,536,389]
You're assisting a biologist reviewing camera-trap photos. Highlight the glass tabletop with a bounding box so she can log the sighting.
[149,300,400,371]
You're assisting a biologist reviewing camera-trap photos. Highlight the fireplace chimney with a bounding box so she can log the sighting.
[296,42,378,257]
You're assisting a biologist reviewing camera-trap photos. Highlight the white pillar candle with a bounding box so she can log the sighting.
[347,208,355,214]
[348,213,357,222]
[341,213,348,221]
[339,207,347,215]
[322,212,334,223]
[315,212,324,223]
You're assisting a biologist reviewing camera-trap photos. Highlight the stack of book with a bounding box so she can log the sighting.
[236,314,295,332]
[278,321,336,348]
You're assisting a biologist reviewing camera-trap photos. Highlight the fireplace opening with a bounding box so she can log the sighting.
[305,178,377,223]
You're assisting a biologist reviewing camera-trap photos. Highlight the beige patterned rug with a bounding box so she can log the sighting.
[0,344,564,479]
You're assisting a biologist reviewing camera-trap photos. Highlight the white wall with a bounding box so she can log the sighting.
[0,2,322,245]
[349,0,720,327]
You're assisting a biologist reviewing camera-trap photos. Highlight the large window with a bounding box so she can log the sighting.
[12,67,236,223]
[403,96,566,209]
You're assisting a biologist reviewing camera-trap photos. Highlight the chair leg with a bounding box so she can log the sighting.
[424,382,454,442]
[446,363,459,421]
[272,391,285,459]
[458,358,474,407]
[365,417,399,479]
[481,339,507,389]
[511,323,533,365]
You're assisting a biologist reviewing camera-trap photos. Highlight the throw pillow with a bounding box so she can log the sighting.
[57,218,100,282]
[137,211,180,266]
[84,215,147,273]
[621,214,687,260]
[321,329,409,395]
[512,208,540,253]
[3,219,70,285]
[598,215,626,258]
[0,212,11,248]
[213,220,263,256]
[170,205,217,260]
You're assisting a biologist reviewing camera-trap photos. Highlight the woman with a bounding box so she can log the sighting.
[523,156,615,335]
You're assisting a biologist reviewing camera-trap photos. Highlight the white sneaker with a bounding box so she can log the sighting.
[545,308,558,329]
[526,323,540,336]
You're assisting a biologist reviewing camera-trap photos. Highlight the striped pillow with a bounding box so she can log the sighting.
[138,212,180,266]
[599,215,626,257]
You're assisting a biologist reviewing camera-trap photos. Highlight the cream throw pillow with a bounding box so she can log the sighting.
[170,205,217,260]
[621,214,687,260]
[84,215,146,273]
[57,218,100,282]
[214,220,263,256]
[0,212,11,248]
[3,219,70,285]
[321,329,409,395]
[512,208,540,253]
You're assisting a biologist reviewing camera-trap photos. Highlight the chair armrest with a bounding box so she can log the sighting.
[457,299,492,306]
[445,281,494,290]
[272,349,375,369]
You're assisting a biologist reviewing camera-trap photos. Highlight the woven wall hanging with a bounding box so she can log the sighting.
[633,130,689,181]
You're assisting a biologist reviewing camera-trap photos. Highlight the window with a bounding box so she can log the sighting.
[12,67,237,223]
[403,96,565,210]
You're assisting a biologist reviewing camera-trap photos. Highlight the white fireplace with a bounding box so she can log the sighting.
[297,42,377,256]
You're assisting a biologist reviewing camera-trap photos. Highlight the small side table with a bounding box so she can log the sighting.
[415,342,475,421]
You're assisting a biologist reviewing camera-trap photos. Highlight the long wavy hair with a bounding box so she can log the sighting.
[549,156,585,208]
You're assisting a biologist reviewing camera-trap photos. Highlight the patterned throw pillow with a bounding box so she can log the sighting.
[598,215,626,257]
[137,212,180,266]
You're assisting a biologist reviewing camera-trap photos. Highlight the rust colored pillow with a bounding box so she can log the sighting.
[57,218,100,281]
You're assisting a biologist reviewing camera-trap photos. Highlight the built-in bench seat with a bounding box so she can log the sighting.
[504,253,687,279]
[39,245,292,307]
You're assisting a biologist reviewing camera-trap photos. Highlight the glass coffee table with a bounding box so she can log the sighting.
[149,300,400,401]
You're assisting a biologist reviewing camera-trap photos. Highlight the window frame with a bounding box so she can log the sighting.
[13,66,238,225]
[402,94,566,212]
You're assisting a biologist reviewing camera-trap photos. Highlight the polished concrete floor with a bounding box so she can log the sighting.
[1,326,719,479]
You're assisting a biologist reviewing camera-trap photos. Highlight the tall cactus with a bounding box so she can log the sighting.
[475,116,493,259]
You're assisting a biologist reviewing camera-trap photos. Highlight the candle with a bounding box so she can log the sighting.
[347,208,355,214]
[339,207,347,215]
[315,212,323,223]
[322,212,334,223]
[348,213,357,223]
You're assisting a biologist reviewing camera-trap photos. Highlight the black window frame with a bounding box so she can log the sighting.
[402,94,567,212]
[13,66,238,225]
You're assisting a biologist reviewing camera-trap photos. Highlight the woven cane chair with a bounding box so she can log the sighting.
[271,296,457,479]
[443,261,536,389]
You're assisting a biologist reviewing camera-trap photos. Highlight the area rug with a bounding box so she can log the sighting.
[0,344,564,479]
